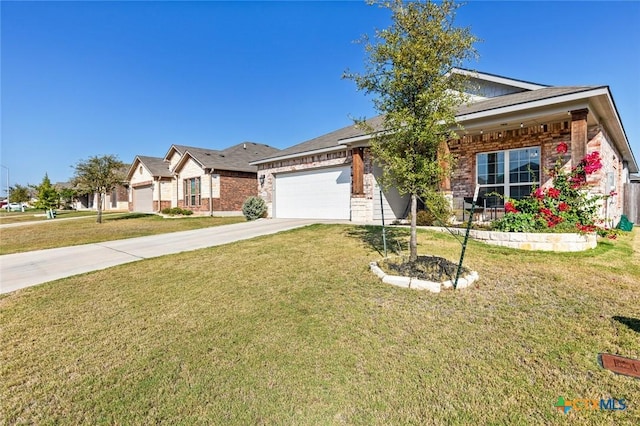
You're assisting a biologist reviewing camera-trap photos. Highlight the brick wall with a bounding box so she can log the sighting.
[449,121,572,201]
[179,197,211,214]
[448,119,624,223]
[214,170,257,211]
[586,125,624,222]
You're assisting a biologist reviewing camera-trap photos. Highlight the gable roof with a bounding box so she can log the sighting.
[451,68,549,91]
[127,156,172,180]
[174,142,280,173]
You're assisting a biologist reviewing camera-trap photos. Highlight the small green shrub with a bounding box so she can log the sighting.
[161,207,193,216]
[242,196,267,221]
[491,212,539,232]
[416,210,432,226]
[407,191,452,226]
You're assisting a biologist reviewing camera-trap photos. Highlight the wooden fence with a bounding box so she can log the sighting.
[623,183,640,224]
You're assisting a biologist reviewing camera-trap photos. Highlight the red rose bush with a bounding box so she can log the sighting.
[492,144,617,238]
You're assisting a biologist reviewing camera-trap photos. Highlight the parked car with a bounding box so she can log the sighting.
[4,202,25,212]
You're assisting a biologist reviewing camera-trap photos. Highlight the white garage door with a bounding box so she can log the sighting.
[275,167,351,219]
[133,185,153,213]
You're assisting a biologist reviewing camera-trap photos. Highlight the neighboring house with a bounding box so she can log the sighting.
[57,176,129,212]
[252,69,638,224]
[127,156,174,213]
[128,142,280,215]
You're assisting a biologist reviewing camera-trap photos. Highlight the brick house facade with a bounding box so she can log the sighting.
[128,142,280,215]
[253,69,637,224]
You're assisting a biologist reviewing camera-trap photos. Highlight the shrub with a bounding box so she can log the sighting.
[492,144,616,238]
[161,207,193,216]
[408,191,452,226]
[242,196,267,221]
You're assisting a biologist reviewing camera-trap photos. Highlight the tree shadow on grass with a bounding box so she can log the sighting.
[105,213,156,221]
[346,225,410,257]
[613,316,640,334]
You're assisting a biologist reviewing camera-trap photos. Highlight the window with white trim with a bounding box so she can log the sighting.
[476,147,540,207]
[183,177,201,207]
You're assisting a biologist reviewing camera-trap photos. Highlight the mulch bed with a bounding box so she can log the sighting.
[379,255,469,282]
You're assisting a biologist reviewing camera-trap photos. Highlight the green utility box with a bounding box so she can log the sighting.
[617,215,634,232]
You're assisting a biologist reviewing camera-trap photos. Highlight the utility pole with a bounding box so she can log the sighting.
[0,164,9,201]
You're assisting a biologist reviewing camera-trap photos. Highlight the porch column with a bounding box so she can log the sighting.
[352,148,364,196]
[570,108,589,165]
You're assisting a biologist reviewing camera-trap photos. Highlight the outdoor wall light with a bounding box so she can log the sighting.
[259,174,265,187]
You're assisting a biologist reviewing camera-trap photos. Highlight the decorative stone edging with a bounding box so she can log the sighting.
[369,261,479,293]
[429,227,597,252]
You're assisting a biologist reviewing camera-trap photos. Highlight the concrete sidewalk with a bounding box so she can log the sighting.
[0,218,331,295]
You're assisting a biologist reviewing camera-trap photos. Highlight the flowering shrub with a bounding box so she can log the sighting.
[492,143,618,239]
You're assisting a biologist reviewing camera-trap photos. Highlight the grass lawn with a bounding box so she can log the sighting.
[0,209,100,224]
[1,225,638,424]
[0,214,245,255]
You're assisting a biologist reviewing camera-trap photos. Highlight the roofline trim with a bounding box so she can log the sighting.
[451,68,549,91]
[251,145,348,165]
[455,86,609,121]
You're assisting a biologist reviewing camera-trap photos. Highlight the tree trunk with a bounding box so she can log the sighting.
[410,192,417,261]
[96,192,103,224]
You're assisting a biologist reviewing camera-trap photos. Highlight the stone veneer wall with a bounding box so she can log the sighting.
[350,198,371,222]
[438,227,597,252]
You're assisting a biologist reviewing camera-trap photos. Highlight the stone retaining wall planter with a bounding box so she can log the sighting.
[431,227,597,252]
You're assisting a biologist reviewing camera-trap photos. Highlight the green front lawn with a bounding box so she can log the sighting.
[1,225,638,424]
[0,214,245,255]
[0,209,100,224]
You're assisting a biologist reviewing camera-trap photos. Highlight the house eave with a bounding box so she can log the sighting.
[251,145,348,165]
[451,68,549,91]
[335,87,637,173]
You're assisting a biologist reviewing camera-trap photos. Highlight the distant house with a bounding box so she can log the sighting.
[57,167,129,212]
[251,69,638,224]
[127,156,173,213]
[128,142,280,215]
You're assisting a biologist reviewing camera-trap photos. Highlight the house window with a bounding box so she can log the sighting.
[183,177,201,207]
[476,147,540,207]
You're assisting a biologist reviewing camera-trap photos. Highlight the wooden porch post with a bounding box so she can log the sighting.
[352,148,364,195]
[570,108,589,165]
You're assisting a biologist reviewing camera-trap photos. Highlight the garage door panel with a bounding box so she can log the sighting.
[275,167,350,219]
[133,185,153,213]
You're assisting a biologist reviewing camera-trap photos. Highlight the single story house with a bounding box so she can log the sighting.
[252,69,638,224]
[58,169,130,212]
[126,155,173,212]
[128,142,280,215]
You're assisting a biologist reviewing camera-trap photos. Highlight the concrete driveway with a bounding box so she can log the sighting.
[0,218,335,295]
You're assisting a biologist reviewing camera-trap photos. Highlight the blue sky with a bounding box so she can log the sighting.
[2,1,639,193]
